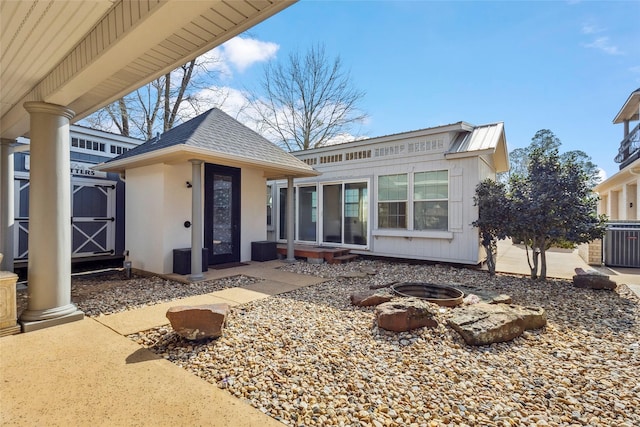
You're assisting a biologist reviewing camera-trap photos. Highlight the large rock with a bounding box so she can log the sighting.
[350,290,393,307]
[166,303,230,340]
[448,303,546,346]
[375,298,438,332]
[573,269,616,290]
[455,284,512,305]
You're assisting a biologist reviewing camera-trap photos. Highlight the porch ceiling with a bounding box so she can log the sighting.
[0,0,295,140]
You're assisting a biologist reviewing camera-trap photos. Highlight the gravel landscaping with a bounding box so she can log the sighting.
[16,260,640,426]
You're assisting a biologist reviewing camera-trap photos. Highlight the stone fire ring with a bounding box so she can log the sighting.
[391,282,464,307]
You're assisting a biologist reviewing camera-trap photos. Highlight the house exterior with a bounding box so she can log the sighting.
[9,125,141,270]
[267,121,509,265]
[95,108,317,276]
[592,88,640,267]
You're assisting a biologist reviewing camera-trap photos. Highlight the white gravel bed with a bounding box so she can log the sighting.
[129,260,640,427]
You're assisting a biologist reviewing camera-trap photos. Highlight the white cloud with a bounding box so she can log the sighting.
[218,37,279,73]
[596,168,607,184]
[581,23,603,35]
[583,37,624,55]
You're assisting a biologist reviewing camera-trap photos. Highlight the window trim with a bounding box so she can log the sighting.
[376,173,408,230]
[412,170,449,231]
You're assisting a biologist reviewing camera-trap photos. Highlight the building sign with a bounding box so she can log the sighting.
[24,155,107,178]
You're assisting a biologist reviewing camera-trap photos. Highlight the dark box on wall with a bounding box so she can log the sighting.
[251,241,277,262]
[173,248,208,275]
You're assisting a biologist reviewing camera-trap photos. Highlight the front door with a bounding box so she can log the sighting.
[205,164,240,265]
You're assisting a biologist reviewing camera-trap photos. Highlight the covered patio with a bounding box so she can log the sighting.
[0,0,297,332]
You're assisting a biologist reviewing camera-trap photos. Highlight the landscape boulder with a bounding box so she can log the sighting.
[350,290,393,307]
[573,268,617,290]
[455,284,512,305]
[166,303,230,340]
[375,298,438,332]
[448,303,546,346]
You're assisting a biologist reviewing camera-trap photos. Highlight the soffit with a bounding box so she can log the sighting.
[613,89,640,124]
[1,0,295,139]
[94,145,320,179]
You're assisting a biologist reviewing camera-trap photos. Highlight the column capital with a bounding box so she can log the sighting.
[23,101,75,120]
[188,159,204,165]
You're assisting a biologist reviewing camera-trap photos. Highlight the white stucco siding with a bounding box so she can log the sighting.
[161,163,194,273]
[125,164,166,273]
[240,167,268,262]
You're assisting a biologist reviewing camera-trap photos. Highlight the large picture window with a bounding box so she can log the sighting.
[377,174,407,229]
[413,170,448,231]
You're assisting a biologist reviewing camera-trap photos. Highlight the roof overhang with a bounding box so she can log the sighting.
[1,0,296,139]
[94,145,320,179]
[444,123,509,173]
[594,158,640,192]
[613,89,640,124]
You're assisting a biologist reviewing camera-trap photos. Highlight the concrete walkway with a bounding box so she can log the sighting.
[1,254,638,426]
[496,239,640,293]
[0,260,325,427]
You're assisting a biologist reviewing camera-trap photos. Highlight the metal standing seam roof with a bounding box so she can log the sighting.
[102,108,316,174]
[447,122,505,155]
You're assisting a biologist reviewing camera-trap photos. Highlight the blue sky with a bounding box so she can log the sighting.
[208,1,640,179]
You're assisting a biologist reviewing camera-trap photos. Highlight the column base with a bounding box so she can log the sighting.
[20,309,84,333]
[187,273,204,282]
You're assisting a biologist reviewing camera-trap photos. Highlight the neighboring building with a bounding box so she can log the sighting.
[593,88,640,268]
[267,121,509,265]
[95,108,317,276]
[11,125,142,268]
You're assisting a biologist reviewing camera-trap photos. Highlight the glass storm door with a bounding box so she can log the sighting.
[344,182,368,245]
[205,164,240,265]
[298,185,317,242]
[322,184,342,244]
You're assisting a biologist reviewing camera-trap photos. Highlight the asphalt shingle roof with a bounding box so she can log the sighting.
[106,108,314,173]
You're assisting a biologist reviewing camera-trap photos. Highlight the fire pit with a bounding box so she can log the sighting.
[391,282,464,307]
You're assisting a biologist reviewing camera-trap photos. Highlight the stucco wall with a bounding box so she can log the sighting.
[125,162,268,274]
[161,163,193,273]
[125,164,166,273]
[240,167,268,261]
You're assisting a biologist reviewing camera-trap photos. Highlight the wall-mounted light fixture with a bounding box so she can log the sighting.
[631,202,634,208]
[186,181,192,188]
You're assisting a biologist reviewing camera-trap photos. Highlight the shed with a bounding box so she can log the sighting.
[95,108,318,277]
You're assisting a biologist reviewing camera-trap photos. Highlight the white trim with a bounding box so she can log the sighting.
[372,229,454,240]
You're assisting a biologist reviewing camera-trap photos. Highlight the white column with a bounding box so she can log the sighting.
[620,185,628,220]
[286,176,296,262]
[0,139,15,272]
[20,102,83,331]
[188,159,204,281]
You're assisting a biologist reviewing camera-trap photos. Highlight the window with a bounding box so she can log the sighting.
[266,185,273,227]
[414,170,448,231]
[377,174,407,228]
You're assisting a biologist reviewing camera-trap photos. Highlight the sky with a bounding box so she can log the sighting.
[203,1,640,180]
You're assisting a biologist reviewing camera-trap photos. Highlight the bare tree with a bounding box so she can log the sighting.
[248,44,367,151]
[83,55,229,140]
